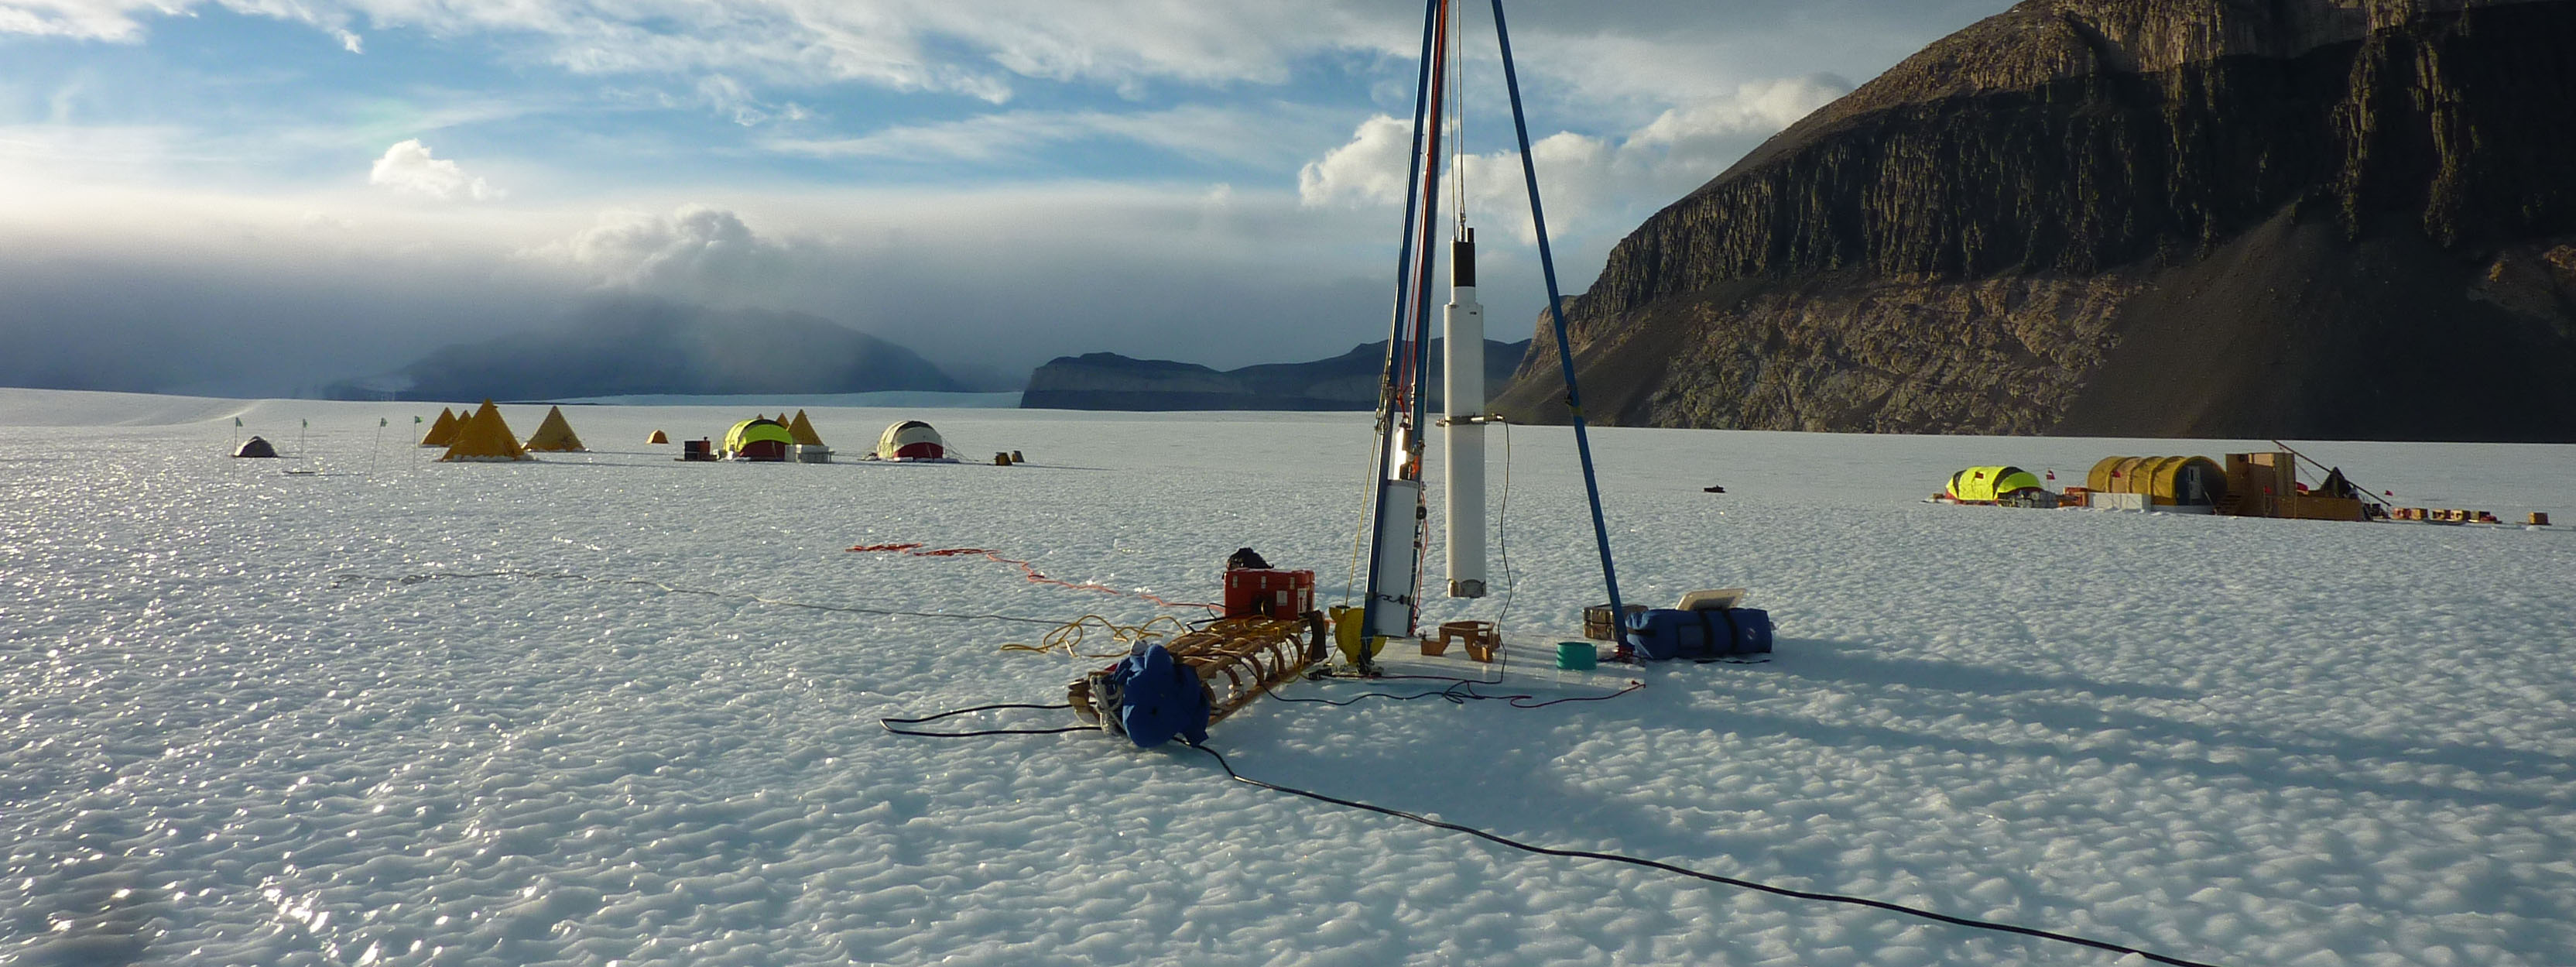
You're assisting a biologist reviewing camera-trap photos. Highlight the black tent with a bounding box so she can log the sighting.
[234,436,279,458]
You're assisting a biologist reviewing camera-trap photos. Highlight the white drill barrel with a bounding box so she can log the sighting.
[1443,231,1488,598]
[1367,478,1427,639]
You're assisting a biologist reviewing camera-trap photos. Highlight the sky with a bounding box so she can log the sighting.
[0,0,2016,396]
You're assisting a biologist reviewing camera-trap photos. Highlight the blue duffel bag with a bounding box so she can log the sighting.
[1109,643,1210,748]
[1625,607,1773,661]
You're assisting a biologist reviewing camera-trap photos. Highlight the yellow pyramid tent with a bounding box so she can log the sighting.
[648,429,670,444]
[523,406,587,452]
[419,407,461,447]
[787,410,825,447]
[440,400,532,462]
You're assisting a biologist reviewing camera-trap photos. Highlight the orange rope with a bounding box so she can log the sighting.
[846,543,1221,612]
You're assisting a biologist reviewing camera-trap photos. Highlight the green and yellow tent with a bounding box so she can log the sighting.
[1945,465,2044,503]
[724,418,795,461]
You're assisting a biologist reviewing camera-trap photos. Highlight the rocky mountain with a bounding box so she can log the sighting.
[1492,0,2576,441]
[1021,339,1532,411]
[330,297,963,401]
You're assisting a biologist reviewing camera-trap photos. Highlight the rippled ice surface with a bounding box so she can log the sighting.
[5,389,2574,967]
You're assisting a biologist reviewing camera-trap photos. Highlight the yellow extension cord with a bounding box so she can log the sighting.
[999,613,1191,659]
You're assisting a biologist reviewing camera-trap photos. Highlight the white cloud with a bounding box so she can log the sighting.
[690,75,808,126]
[0,0,169,41]
[522,204,800,299]
[1299,75,1851,240]
[368,139,501,202]
[1296,115,1412,209]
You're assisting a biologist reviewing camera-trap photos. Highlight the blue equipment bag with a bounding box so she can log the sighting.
[1108,644,1210,747]
[1625,607,1773,661]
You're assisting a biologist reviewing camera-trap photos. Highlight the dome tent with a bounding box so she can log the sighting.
[1944,466,2045,503]
[233,436,279,458]
[872,420,952,461]
[724,418,795,461]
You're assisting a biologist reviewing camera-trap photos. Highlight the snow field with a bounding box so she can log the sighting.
[3,389,2573,966]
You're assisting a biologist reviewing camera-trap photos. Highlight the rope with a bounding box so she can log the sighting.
[848,543,1220,612]
[999,614,1190,659]
[1184,742,2230,967]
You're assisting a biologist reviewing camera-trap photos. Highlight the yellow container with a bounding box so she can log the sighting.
[1328,606,1384,664]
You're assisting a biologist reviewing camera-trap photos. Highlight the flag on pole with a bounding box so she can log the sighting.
[235,417,243,427]
[380,417,389,427]
[302,418,309,428]
[413,415,423,424]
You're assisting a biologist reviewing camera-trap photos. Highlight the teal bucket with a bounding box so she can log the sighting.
[1556,642,1596,670]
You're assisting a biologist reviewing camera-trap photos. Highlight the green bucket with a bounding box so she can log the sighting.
[1556,641,1596,670]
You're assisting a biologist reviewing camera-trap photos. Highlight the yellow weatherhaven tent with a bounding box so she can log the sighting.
[524,406,587,452]
[787,410,825,447]
[1944,466,2044,503]
[419,408,461,447]
[440,401,532,462]
[2088,456,2225,506]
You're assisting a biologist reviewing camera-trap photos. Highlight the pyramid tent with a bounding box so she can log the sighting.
[523,406,587,452]
[440,401,532,462]
[874,420,949,461]
[233,436,279,458]
[787,410,825,447]
[419,408,461,447]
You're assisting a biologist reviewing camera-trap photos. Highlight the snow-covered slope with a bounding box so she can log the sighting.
[5,392,2571,966]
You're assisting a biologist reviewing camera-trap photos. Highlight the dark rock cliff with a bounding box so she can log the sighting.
[1494,0,2576,441]
[1021,339,1530,411]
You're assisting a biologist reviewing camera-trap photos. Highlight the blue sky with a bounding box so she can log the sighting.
[0,0,2013,395]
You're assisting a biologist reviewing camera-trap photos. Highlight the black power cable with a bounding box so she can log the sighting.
[1277,674,1642,710]
[1181,742,2231,967]
[880,703,1088,738]
[875,694,2228,967]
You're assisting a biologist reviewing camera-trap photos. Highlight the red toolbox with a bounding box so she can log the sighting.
[1224,569,1314,619]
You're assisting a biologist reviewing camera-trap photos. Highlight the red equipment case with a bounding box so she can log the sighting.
[1224,569,1314,619]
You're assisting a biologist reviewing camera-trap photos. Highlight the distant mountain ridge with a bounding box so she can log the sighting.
[328,297,962,401]
[1022,339,1532,411]
[1493,0,2576,441]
